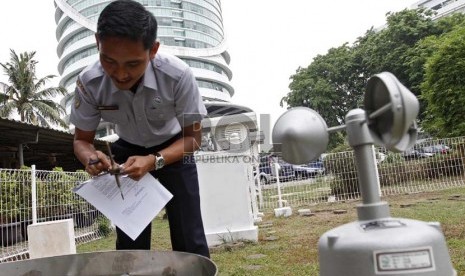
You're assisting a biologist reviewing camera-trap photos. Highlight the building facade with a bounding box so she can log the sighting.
[411,0,465,18]
[53,0,255,140]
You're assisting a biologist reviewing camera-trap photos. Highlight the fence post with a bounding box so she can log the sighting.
[274,163,283,208]
[254,171,264,210]
[31,165,37,224]
[247,160,260,222]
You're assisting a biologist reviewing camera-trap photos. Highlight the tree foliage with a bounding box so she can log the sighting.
[281,8,465,147]
[283,44,364,126]
[356,9,437,90]
[0,49,68,128]
[421,23,465,137]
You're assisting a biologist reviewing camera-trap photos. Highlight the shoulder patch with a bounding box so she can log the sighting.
[74,90,81,109]
[76,77,88,96]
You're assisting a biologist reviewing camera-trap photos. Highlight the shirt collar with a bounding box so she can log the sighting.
[143,59,158,91]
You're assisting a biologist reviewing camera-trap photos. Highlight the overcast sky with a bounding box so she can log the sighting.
[0,0,411,129]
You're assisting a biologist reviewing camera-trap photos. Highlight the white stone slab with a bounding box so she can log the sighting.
[27,219,76,259]
[274,206,293,217]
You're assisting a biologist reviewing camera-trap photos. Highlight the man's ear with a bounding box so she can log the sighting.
[95,34,100,50]
[149,42,160,59]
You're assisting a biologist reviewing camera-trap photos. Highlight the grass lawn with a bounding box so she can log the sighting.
[77,187,465,276]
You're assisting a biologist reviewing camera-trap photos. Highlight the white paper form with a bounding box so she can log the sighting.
[73,173,173,240]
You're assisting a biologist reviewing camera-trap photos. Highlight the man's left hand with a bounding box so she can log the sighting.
[121,155,155,180]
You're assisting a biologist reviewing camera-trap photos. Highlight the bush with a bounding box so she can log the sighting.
[325,151,360,198]
[38,167,80,218]
[424,153,464,179]
[97,216,112,237]
[0,170,31,224]
[383,152,404,164]
[450,140,465,175]
[378,159,428,186]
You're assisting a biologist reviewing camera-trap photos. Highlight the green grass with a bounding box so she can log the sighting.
[77,187,465,276]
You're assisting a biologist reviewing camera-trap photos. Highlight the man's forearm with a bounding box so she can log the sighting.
[74,139,98,166]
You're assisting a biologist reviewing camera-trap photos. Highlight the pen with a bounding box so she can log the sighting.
[88,158,101,166]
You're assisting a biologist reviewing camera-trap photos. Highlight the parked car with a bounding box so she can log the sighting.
[257,155,294,184]
[402,148,434,160]
[293,163,324,179]
[292,158,325,180]
[420,144,450,155]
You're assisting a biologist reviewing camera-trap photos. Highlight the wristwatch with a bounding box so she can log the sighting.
[154,152,165,170]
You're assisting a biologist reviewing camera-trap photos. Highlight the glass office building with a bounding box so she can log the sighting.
[54,0,251,137]
[411,0,465,18]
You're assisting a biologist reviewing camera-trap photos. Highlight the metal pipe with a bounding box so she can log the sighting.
[353,144,381,205]
[368,102,392,120]
[326,103,392,135]
[345,109,390,220]
[327,125,346,133]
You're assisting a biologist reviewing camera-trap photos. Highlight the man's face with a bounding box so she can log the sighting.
[96,36,159,91]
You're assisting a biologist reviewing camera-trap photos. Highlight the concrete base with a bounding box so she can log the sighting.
[205,226,258,246]
[274,207,293,217]
[27,219,76,259]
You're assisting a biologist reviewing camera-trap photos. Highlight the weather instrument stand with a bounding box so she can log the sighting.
[272,72,456,276]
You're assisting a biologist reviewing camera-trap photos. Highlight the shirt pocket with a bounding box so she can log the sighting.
[101,110,129,125]
[145,107,168,128]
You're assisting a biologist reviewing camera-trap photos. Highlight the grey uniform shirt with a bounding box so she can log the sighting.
[70,52,207,148]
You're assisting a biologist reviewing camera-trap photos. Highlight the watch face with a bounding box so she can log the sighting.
[156,154,165,169]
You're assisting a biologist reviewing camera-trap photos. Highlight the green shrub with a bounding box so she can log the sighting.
[424,153,464,179]
[37,167,82,218]
[383,152,404,164]
[0,170,31,223]
[378,159,427,186]
[97,216,112,237]
[325,151,360,198]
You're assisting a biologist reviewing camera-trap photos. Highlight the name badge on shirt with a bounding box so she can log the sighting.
[97,105,119,111]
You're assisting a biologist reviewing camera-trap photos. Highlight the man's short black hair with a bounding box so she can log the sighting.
[96,0,158,49]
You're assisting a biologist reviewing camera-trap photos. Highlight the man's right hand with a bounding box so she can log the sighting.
[85,150,112,176]
[73,127,113,176]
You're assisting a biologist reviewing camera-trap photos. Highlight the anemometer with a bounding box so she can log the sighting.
[273,72,456,276]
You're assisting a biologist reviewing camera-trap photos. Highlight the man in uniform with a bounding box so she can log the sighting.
[70,0,210,258]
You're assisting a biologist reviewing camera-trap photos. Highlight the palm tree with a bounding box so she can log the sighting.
[0,49,68,128]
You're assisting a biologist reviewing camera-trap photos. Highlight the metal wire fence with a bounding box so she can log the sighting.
[0,168,104,262]
[254,136,465,211]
